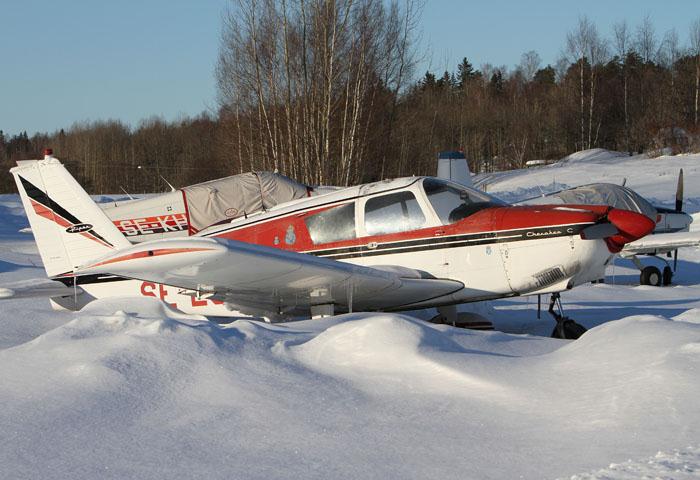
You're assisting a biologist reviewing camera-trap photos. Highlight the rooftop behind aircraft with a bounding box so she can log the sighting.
[6,151,655,338]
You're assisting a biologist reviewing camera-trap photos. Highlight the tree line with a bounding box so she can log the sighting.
[2,3,700,194]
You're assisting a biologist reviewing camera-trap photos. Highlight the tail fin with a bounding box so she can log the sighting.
[11,153,131,277]
[437,151,473,188]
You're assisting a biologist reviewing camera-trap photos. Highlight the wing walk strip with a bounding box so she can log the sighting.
[20,175,115,248]
[303,222,592,260]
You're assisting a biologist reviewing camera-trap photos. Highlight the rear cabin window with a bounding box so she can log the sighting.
[423,178,503,224]
[364,191,426,236]
[304,203,356,244]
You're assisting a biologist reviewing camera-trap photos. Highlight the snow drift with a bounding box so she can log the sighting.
[1,299,699,479]
[2,151,700,479]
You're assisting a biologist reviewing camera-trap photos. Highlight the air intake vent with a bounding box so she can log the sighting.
[534,266,566,288]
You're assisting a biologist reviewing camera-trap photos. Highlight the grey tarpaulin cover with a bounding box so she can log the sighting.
[524,183,657,220]
[182,172,309,231]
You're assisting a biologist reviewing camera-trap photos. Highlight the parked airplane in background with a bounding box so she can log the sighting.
[5,151,655,338]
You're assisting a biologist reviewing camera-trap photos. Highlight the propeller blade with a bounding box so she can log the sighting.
[675,168,684,212]
[580,223,618,240]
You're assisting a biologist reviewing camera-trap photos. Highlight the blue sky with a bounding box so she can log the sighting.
[1,0,698,136]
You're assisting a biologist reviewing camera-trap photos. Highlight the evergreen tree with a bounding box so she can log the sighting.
[436,70,453,89]
[0,130,6,161]
[457,57,476,88]
[533,65,556,85]
[421,71,436,90]
[489,70,504,94]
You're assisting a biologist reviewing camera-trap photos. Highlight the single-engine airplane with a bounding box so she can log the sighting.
[7,151,655,338]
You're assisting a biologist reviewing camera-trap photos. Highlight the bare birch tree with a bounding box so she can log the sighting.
[567,16,607,150]
[691,18,700,126]
[613,21,632,153]
[216,0,418,185]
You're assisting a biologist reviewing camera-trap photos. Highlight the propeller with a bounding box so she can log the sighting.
[580,223,618,240]
[580,209,656,253]
[675,168,684,213]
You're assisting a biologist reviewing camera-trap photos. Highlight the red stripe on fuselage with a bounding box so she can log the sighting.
[209,203,605,255]
[86,247,215,269]
[181,190,197,235]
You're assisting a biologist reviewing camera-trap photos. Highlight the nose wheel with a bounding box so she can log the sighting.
[548,293,587,339]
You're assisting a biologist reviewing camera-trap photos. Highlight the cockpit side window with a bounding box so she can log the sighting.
[304,203,356,244]
[364,191,426,236]
[423,178,503,224]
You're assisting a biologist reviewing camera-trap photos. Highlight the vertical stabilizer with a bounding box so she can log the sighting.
[437,151,473,188]
[11,151,131,277]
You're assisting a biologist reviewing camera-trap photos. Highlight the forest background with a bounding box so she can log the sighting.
[2,1,700,193]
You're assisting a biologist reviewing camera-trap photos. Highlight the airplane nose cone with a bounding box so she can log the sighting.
[606,208,656,251]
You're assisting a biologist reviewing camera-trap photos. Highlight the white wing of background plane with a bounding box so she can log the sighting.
[75,237,464,313]
[620,231,700,257]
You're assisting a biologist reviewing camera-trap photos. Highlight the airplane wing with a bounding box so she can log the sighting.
[620,231,700,257]
[74,237,464,314]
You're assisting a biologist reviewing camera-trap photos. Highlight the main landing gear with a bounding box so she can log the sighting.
[633,256,674,287]
[547,293,587,340]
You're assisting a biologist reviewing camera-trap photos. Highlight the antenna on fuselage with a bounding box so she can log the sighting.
[119,186,134,200]
[137,165,176,192]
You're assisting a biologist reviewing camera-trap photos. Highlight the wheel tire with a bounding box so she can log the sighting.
[640,266,662,286]
[662,266,673,286]
[551,318,587,340]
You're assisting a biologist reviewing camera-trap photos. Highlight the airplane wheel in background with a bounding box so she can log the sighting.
[662,266,673,286]
[640,266,662,286]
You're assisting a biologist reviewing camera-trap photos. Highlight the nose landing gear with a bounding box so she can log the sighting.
[548,293,587,339]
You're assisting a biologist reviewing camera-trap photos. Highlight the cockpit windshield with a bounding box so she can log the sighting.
[423,178,506,225]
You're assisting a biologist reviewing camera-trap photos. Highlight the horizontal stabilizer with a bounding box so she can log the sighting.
[0,279,83,300]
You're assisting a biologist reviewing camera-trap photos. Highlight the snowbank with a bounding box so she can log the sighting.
[558,148,628,164]
[1,300,700,479]
[563,445,700,480]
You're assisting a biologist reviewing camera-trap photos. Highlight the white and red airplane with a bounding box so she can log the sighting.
[6,152,655,338]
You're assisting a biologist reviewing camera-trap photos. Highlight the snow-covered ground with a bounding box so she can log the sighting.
[1,150,700,479]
